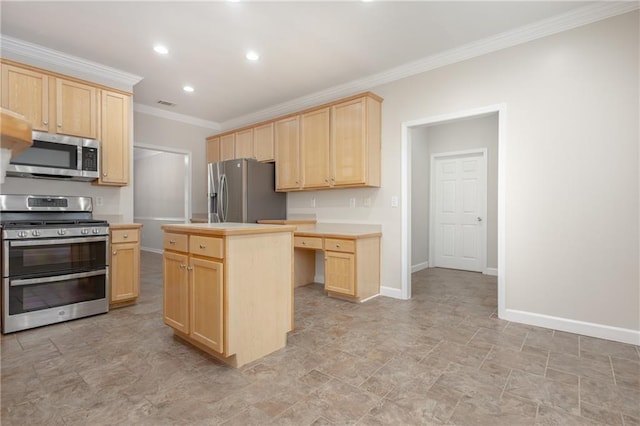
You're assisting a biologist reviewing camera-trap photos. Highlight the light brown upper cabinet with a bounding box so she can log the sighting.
[235,128,254,159]
[1,63,50,132]
[1,63,99,139]
[206,92,382,192]
[98,90,130,186]
[254,122,275,162]
[56,78,98,139]
[330,95,381,187]
[300,107,330,189]
[274,116,301,191]
[207,136,221,164]
[220,133,235,161]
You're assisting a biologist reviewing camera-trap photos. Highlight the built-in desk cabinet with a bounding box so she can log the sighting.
[109,224,142,308]
[294,230,381,302]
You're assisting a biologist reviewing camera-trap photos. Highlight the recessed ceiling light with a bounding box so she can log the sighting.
[154,45,169,55]
[183,86,194,93]
[245,51,260,61]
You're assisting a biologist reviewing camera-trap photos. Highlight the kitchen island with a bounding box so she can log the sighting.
[161,222,295,368]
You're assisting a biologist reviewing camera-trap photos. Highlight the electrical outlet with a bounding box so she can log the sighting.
[95,196,104,207]
[310,197,316,208]
[349,197,356,208]
[363,197,371,207]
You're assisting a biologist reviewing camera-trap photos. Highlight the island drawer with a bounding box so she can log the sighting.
[111,229,139,244]
[324,238,355,253]
[164,233,188,252]
[294,236,323,250]
[190,235,224,258]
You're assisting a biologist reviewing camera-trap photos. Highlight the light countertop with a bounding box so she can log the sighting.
[293,223,382,239]
[162,222,296,236]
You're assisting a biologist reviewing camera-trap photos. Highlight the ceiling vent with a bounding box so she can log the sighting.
[157,100,176,107]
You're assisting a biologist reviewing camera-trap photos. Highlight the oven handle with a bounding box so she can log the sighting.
[10,269,107,287]
[10,236,108,247]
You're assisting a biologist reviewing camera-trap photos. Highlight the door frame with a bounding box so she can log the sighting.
[429,148,487,272]
[400,103,506,319]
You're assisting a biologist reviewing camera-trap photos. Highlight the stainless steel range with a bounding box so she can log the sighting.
[1,194,109,333]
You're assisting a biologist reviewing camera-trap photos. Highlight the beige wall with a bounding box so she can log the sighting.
[289,11,639,339]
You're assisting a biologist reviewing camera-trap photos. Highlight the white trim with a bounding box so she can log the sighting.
[380,286,404,299]
[358,294,380,303]
[133,143,193,229]
[504,309,640,346]
[313,273,325,284]
[219,2,638,131]
[401,103,506,308]
[141,247,164,255]
[429,148,488,273]
[483,268,498,277]
[0,35,143,88]
[134,104,220,131]
[412,261,429,273]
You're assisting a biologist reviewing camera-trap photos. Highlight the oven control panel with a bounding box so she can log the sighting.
[3,226,109,240]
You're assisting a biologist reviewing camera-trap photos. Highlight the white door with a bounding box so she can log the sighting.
[432,151,486,272]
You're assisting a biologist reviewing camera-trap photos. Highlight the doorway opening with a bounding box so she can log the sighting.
[401,104,506,318]
[133,143,192,253]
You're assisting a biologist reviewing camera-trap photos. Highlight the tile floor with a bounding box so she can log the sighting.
[1,251,639,425]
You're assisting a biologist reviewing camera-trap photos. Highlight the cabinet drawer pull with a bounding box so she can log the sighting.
[123,234,128,239]
[169,240,176,245]
[335,244,340,248]
[199,243,206,249]
[302,241,306,245]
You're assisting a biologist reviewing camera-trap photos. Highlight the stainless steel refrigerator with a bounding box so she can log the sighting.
[207,158,286,223]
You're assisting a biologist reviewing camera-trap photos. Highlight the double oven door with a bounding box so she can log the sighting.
[2,234,109,333]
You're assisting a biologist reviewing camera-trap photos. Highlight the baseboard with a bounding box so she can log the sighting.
[380,286,404,299]
[503,308,640,346]
[412,262,429,273]
[313,274,325,284]
[483,267,498,276]
[141,247,163,254]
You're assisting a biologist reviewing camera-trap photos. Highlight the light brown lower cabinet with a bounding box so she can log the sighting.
[109,224,142,307]
[161,226,293,368]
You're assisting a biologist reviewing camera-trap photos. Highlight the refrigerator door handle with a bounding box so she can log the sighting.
[207,163,220,223]
[220,173,228,222]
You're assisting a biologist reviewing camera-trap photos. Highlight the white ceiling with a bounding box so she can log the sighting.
[0,1,610,129]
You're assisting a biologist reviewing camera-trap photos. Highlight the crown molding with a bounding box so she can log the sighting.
[134,103,221,131]
[220,1,639,130]
[0,34,143,89]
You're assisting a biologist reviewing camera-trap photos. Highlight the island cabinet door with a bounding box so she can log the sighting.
[163,252,190,334]
[324,251,356,296]
[190,257,224,354]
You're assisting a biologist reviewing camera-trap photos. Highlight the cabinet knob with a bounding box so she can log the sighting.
[199,243,206,249]
[103,172,107,177]
[112,250,117,255]
[179,263,186,269]
[336,244,340,248]
[57,123,62,128]
[43,121,48,125]
[169,240,176,245]
[302,241,306,245]
[187,266,194,271]
[123,234,128,239]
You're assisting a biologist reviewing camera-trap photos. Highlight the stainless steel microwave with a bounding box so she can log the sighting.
[6,131,100,181]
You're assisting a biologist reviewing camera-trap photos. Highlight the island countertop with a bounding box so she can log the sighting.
[289,223,382,239]
[161,222,296,236]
